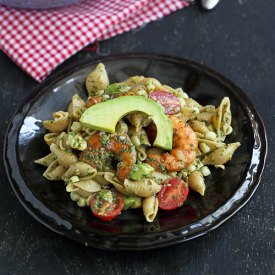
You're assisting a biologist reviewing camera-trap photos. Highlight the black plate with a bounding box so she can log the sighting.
[4,54,267,250]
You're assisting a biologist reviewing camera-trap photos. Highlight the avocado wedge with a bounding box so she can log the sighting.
[80,96,173,150]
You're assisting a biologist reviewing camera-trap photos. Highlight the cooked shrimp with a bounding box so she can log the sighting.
[79,132,110,172]
[80,132,137,181]
[86,95,104,108]
[107,133,137,181]
[146,116,198,172]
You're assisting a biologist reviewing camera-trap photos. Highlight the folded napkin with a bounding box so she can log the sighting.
[0,0,193,82]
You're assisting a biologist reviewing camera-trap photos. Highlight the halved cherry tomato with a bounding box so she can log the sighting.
[149,90,180,114]
[158,178,189,210]
[90,190,124,221]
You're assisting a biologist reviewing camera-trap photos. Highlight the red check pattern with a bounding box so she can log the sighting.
[0,0,193,82]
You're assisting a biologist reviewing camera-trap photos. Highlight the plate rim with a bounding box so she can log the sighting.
[3,53,268,250]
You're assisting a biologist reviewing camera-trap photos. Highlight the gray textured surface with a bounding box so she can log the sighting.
[0,0,274,274]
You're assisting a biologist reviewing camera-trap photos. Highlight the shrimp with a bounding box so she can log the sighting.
[80,132,137,181]
[146,116,198,172]
[107,134,137,181]
[86,95,104,108]
[79,132,110,172]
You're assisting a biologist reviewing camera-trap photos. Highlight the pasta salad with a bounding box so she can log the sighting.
[35,63,240,223]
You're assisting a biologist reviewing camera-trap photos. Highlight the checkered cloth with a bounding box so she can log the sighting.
[0,0,193,82]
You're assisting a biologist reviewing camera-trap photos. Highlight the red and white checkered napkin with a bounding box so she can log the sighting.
[0,0,193,82]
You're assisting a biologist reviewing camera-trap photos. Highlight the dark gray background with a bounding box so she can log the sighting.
[0,0,274,274]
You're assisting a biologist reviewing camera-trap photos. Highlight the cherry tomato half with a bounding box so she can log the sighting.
[149,90,180,114]
[158,178,189,210]
[90,190,124,221]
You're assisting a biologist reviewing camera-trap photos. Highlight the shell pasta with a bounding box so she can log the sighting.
[35,63,240,223]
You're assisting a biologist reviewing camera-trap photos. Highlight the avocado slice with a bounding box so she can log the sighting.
[80,96,173,150]
[129,163,154,181]
[123,196,137,210]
